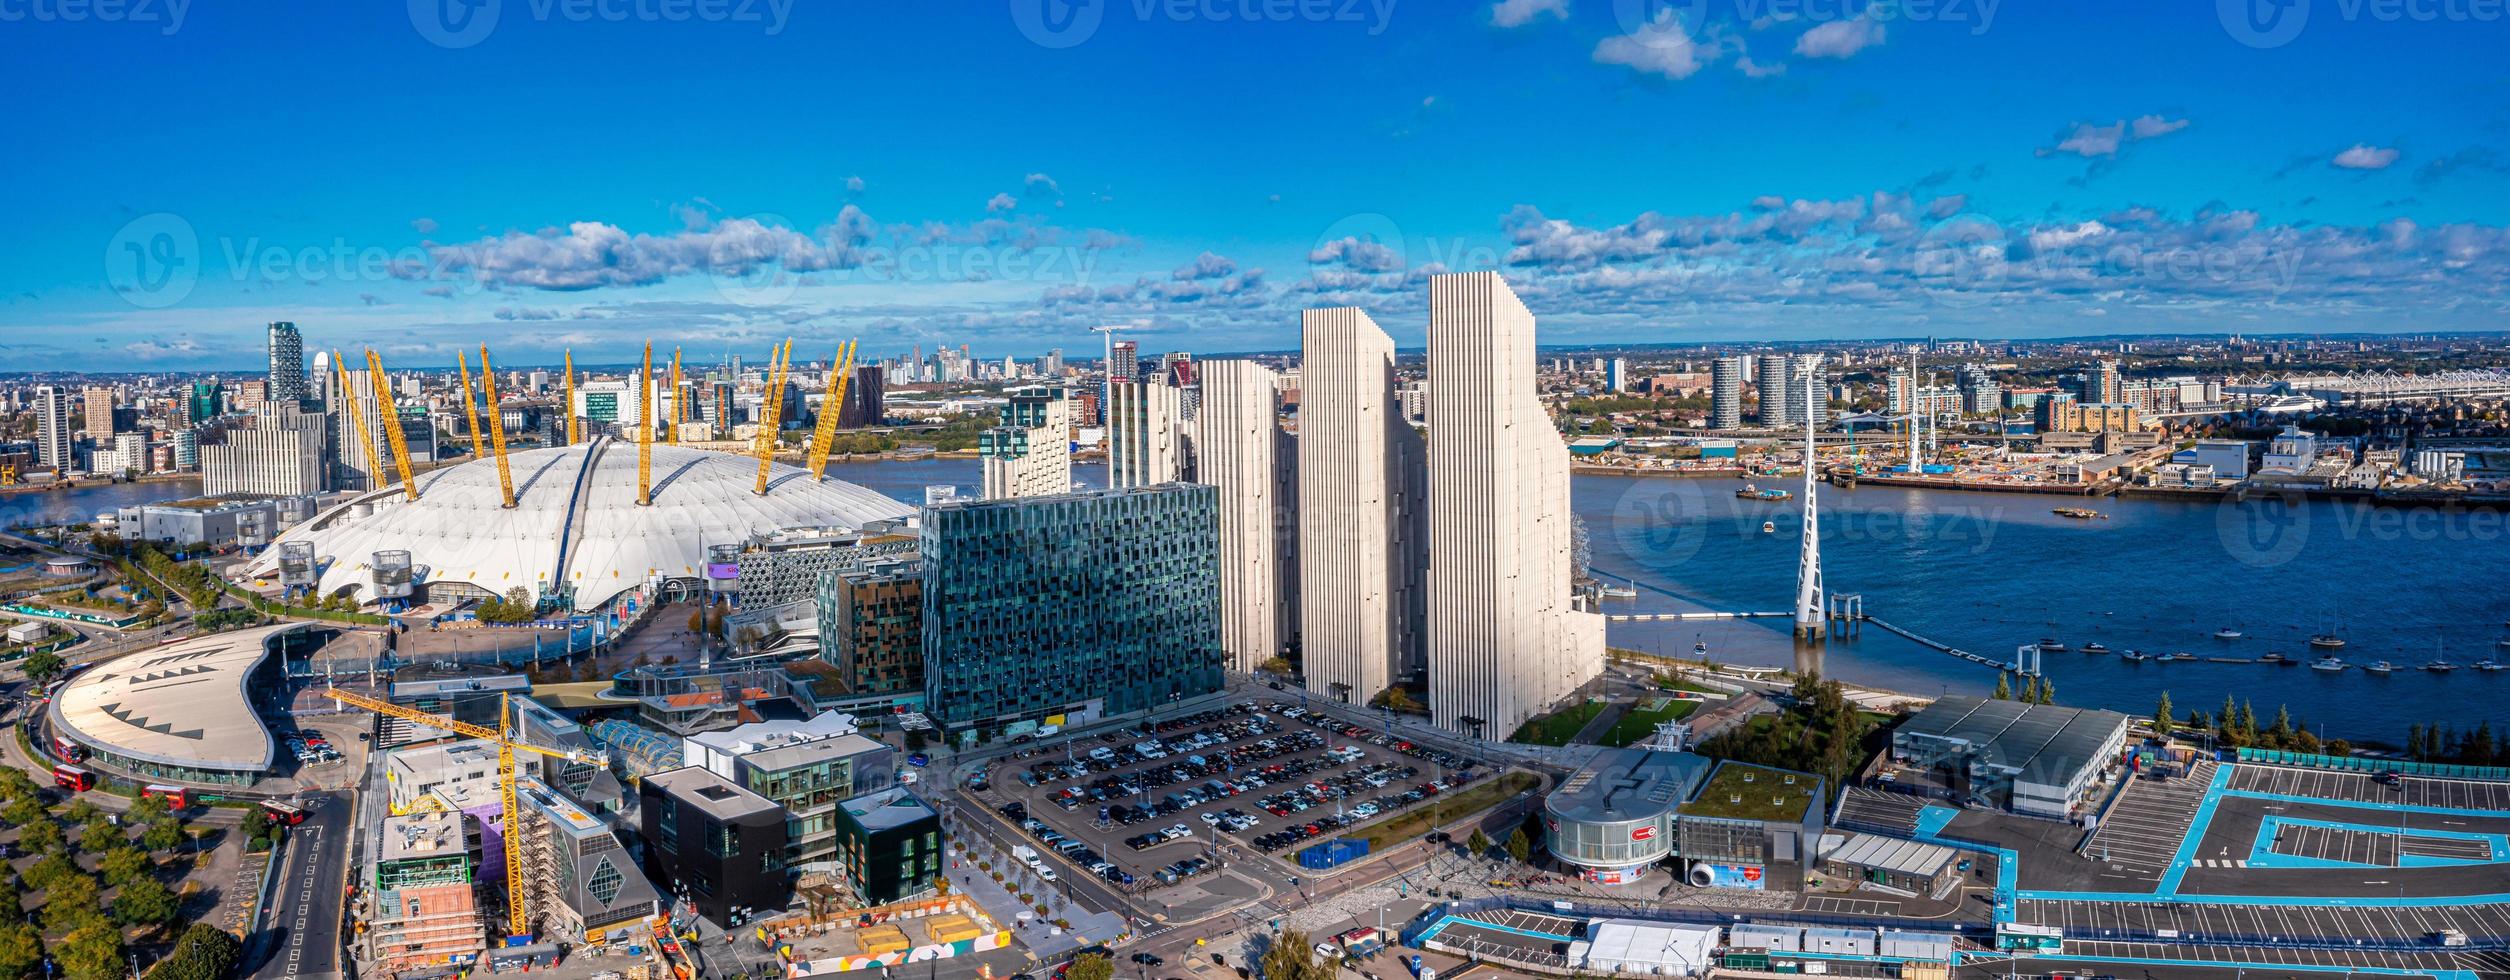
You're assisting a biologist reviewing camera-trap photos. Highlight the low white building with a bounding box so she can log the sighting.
[1567,919,1719,976]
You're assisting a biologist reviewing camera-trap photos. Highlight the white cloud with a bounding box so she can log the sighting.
[1793,14,1884,59]
[2040,115,2190,159]
[986,193,1019,213]
[1489,0,1568,28]
[411,217,439,234]
[2333,143,2401,170]
[1594,10,1728,81]
[2130,114,2190,139]
[844,175,867,193]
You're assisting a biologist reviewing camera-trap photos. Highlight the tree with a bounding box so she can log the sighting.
[17,817,62,855]
[75,819,120,854]
[2039,679,2058,706]
[1993,672,2011,700]
[141,819,184,854]
[45,874,104,935]
[2153,692,2174,738]
[1059,952,1114,980]
[0,923,42,980]
[54,921,121,980]
[239,806,270,843]
[145,923,240,980]
[113,876,180,928]
[1259,930,1335,980]
[22,854,76,893]
[99,846,151,888]
[20,649,64,684]
[1466,828,1492,857]
[1505,827,1532,864]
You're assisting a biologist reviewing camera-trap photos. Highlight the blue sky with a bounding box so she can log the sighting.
[3,0,2506,370]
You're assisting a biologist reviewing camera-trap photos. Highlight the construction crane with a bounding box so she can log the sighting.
[562,349,580,446]
[805,340,859,482]
[751,339,793,496]
[366,350,420,501]
[323,689,602,940]
[478,347,518,508]
[333,353,389,494]
[637,342,655,507]
[667,348,683,445]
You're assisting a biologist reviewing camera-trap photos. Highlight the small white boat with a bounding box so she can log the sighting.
[2311,657,2347,672]
[2213,628,2245,640]
[2082,642,2110,654]
[1762,521,1776,534]
[2474,659,2506,672]
[2309,634,2347,650]
[2121,650,2152,663]
[2423,660,2457,673]
[2366,661,2397,675]
[2037,637,2068,653]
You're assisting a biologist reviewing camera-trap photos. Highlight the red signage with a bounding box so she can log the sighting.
[1631,825,1656,841]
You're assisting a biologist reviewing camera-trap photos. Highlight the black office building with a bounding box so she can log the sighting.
[637,767,790,925]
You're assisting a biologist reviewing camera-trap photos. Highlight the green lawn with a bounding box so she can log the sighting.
[1357,772,1543,851]
[1509,700,1607,746]
[1600,698,1701,747]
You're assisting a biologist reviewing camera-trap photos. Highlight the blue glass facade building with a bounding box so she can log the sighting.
[921,483,1224,734]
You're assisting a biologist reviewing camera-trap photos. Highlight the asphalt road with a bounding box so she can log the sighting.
[249,790,353,980]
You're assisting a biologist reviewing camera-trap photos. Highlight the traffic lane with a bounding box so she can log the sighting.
[250,791,351,980]
[938,789,1138,924]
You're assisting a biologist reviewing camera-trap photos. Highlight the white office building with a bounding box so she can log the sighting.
[1709,357,1745,430]
[203,414,327,497]
[978,386,1073,499]
[34,386,74,473]
[1423,272,1605,738]
[1107,378,1186,489]
[1195,359,1297,673]
[1297,307,1426,707]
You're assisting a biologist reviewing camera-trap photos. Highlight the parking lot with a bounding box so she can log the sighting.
[2015,897,2510,945]
[2080,760,2215,880]
[2054,938,2488,974]
[971,700,1492,895]
[2229,765,2510,811]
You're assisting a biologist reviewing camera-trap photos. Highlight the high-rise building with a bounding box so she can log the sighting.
[1297,307,1426,707]
[332,368,391,491]
[977,386,1072,499]
[1789,354,1827,430]
[1107,378,1185,489]
[1709,356,1745,430]
[1043,349,1064,377]
[267,322,309,406]
[1110,341,1138,383]
[202,410,327,497]
[80,386,116,443]
[1194,359,1297,673]
[32,386,72,472]
[2088,359,2124,405]
[836,365,886,428]
[186,382,226,427]
[1606,357,1628,394]
[1422,272,1605,738]
[1756,356,1793,427]
[234,380,268,414]
[816,558,926,698]
[920,483,1224,735]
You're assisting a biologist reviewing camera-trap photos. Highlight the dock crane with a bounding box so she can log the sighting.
[323,688,602,940]
[805,340,859,482]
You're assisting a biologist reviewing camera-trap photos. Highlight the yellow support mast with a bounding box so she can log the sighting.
[637,342,655,507]
[323,689,597,941]
[333,353,388,495]
[805,340,858,482]
[365,350,420,501]
[562,349,580,446]
[751,340,793,496]
[456,350,486,464]
[668,348,684,445]
[479,347,518,508]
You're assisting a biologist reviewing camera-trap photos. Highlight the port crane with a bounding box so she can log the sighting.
[323,689,603,939]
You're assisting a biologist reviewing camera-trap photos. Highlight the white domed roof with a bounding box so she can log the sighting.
[250,439,914,612]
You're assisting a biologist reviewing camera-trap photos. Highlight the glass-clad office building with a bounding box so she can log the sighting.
[922,483,1224,736]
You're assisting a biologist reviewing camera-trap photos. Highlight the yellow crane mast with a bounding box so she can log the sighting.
[455,350,487,464]
[667,348,683,445]
[365,351,420,501]
[333,353,388,494]
[562,349,580,446]
[806,340,858,482]
[638,342,655,507]
[751,340,793,496]
[323,689,600,940]
[478,347,518,508]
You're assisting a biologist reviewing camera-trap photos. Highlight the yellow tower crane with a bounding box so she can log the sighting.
[478,347,518,508]
[455,350,487,463]
[562,349,580,446]
[668,348,684,446]
[805,340,859,482]
[333,354,388,494]
[637,342,655,507]
[323,689,602,940]
[751,339,794,496]
[365,350,420,501]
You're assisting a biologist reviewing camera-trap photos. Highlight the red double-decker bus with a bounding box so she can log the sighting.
[52,765,94,792]
[138,784,188,809]
[51,734,87,762]
[259,800,309,826]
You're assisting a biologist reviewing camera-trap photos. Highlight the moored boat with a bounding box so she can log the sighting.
[2082,642,2110,654]
[2213,628,2244,640]
[2309,634,2347,650]
[2366,660,2397,674]
[2037,637,2068,652]
[2311,656,2347,672]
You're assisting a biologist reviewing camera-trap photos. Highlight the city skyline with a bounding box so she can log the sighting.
[7,6,2507,371]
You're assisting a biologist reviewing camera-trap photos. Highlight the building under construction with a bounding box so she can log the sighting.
[513,775,664,945]
[367,811,487,979]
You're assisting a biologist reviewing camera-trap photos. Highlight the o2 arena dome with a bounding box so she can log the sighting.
[247,438,913,613]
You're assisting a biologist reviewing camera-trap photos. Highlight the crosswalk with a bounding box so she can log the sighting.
[2191,858,2250,868]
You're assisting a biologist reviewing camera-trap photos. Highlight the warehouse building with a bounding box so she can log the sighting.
[1891,695,2130,819]
[1819,832,1963,899]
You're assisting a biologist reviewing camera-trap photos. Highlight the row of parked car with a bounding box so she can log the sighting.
[1263,701,1482,772]
[997,800,1140,888]
[1252,760,1420,815]
[282,730,338,764]
[1046,727,1333,810]
[1249,770,1486,854]
[1019,707,1282,785]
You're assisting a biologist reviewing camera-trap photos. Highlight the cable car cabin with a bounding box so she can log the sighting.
[259,800,309,826]
[138,785,189,809]
[52,765,94,792]
[1994,923,2064,953]
[51,734,87,763]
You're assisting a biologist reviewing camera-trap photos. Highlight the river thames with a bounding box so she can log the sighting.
[12,460,2502,743]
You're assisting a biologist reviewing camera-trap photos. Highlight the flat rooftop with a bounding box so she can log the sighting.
[1547,748,1714,826]
[1895,695,2129,784]
[841,786,936,833]
[47,622,304,773]
[381,811,470,863]
[646,767,781,821]
[1678,761,1820,823]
